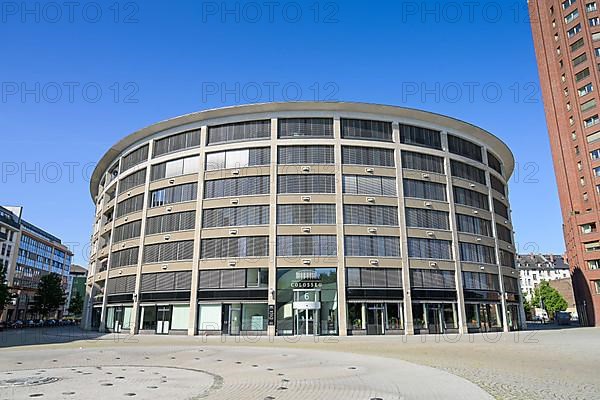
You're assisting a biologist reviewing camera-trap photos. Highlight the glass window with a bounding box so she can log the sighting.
[203,205,270,228]
[201,236,269,259]
[576,68,591,82]
[587,131,600,143]
[407,238,453,260]
[401,151,444,173]
[204,176,269,198]
[198,304,222,330]
[226,150,250,169]
[342,146,395,167]
[153,130,200,157]
[571,38,585,52]
[278,175,336,194]
[450,160,486,184]
[343,236,401,257]
[487,151,503,175]
[456,214,493,236]
[277,235,337,256]
[454,187,489,210]
[587,2,598,12]
[278,118,334,138]
[567,23,582,37]
[241,304,268,331]
[582,99,597,112]
[579,82,593,96]
[447,135,482,162]
[399,124,442,149]
[341,118,393,141]
[344,205,399,226]
[405,208,449,230]
[245,268,268,287]
[121,145,149,173]
[119,169,147,193]
[166,158,184,178]
[152,155,200,181]
[565,8,579,23]
[385,303,403,330]
[573,53,587,67]
[183,156,200,175]
[206,152,225,170]
[142,306,156,330]
[207,120,271,145]
[459,242,497,264]
[588,260,600,269]
[278,204,336,224]
[403,179,446,201]
[171,305,189,330]
[278,146,335,164]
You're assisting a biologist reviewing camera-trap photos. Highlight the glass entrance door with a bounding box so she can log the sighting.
[229,304,241,335]
[114,307,123,333]
[427,305,443,334]
[156,306,172,335]
[367,304,385,335]
[294,309,319,335]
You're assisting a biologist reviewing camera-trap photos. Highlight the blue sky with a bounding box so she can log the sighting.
[1,0,560,265]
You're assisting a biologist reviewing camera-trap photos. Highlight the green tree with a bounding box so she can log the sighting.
[531,281,568,319]
[0,262,11,318]
[68,292,83,316]
[522,293,532,318]
[33,273,65,319]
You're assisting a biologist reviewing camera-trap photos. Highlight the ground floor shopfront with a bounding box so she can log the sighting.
[90,268,522,336]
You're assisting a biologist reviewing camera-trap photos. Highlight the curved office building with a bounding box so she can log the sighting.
[84,102,524,336]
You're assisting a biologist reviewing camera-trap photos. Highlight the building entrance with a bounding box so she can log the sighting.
[156,306,172,335]
[366,303,385,335]
[292,289,321,335]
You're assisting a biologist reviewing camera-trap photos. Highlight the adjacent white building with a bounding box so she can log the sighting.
[517,254,570,301]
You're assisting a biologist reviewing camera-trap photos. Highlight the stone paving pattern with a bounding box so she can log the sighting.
[1,326,599,399]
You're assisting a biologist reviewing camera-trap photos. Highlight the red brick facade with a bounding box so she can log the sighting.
[530,0,600,326]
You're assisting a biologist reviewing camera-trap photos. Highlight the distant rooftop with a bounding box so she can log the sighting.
[1,205,69,249]
[516,254,569,270]
[69,264,87,275]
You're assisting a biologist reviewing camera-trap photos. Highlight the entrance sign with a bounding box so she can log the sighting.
[268,304,275,325]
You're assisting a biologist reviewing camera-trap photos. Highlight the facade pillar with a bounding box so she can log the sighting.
[394,123,414,335]
[333,116,348,336]
[267,119,278,337]
[442,131,469,335]
[188,126,207,335]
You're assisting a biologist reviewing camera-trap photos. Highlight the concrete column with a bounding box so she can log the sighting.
[333,116,348,336]
[361,303,367,330]
[129,144,153,335]
[393,122,414,335]
[485,153,510,333]
[188,126,207,335]
[99,169,119,333]
[442,131,469,335]
[267,118,278,337]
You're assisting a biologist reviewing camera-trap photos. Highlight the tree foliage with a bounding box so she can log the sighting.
[531,281,568,319]
[33,273,65,318]
[0,262,11,316]
[68,292,83,316]
[522,293,532,317]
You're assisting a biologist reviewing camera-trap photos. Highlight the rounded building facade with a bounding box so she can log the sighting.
[84,102,524,336]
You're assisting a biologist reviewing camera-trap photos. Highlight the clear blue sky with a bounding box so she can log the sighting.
[1,1,561,265]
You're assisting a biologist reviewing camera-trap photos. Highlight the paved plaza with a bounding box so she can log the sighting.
[1,326,599,400]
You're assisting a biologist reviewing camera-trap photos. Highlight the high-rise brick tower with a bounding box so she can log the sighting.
[530,0,600,326]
